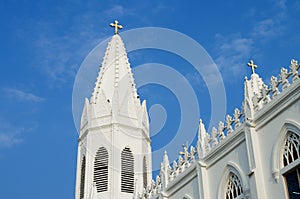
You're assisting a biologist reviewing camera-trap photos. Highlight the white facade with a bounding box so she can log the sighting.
[75,34,152,199]
[75,30,300,199]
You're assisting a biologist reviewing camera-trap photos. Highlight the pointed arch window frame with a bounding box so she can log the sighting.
[282,132,300,167]
[225,172,244,199]
[272,121,300,181]
[94,146,109,193]
[121,146,135,193]
[217,162,249,199]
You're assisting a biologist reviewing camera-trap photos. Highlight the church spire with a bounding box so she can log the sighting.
[91,21,138,106]
[76,22,151,199]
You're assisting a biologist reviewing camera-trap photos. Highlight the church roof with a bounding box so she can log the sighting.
[90,34,138,104]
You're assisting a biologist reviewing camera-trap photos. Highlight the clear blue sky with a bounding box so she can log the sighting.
[0,0,299,198]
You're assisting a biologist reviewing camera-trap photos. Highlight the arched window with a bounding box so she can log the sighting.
[225,172,244,199]
[282,132,300,198]
[80,156,86,199]
[121,147,134,193]
[143,156,147,189]
[283,132,300,166]
[94,147,108,192]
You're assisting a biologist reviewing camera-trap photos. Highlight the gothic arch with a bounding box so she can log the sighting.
[121,147,134,193]
[272,120,300,180]
[218,162,249,199]
[94,146,109,192]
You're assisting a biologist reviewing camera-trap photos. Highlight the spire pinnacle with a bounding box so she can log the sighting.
[247,60,258,74]
[110,20,123,34]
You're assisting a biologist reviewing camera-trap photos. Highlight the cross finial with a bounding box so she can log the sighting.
[110,20,123,34]
[247,60,258,74]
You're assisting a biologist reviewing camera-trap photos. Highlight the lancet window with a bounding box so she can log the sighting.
[283,132,300,166]
[225,172,244,199]
[121,147,134,193]
[94,147,109,192]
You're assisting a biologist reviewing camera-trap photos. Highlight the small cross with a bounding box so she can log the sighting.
[247,60,258,74]
[110,20,123,34]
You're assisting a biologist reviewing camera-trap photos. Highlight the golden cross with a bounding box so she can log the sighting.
[110,20,123,34]
[247,60,258,74]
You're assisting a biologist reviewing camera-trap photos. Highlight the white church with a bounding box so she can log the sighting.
[75,21,300,199]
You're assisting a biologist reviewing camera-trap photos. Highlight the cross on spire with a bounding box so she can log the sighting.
[247,60,258,74]
[110,20,123,34]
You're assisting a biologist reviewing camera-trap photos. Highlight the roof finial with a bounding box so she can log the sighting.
[110,20,123,34]
[247,60,258,74]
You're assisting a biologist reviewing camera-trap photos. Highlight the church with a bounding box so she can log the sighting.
[74,21,300,199]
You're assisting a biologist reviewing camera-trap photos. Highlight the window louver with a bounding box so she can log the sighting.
[80,156,86,199]
[121,147,134,193]
[94,147,108,192]
[143,156,147,188]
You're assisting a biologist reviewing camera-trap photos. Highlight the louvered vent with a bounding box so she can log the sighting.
[80,156,86,199]
[94,147,108,192]
[143,156,147,188]
[121,147,134,193]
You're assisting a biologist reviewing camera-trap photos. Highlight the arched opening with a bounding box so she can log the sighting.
[121,147,134,193]
[94,147,109,192]
[218,162,248,199]
[225,172,244,199]
[283,132,300,166]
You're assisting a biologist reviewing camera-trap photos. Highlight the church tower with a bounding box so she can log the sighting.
[75,21,152,199]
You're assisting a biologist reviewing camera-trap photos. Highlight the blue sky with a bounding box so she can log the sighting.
[0,0,300,198]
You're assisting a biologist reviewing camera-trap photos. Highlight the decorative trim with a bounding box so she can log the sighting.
[217,162,250,199]
[165,163,197,195]
[254,82,300,130]
[203,127,245,168]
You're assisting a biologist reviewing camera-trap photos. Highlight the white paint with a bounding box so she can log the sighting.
[75,33,300,199]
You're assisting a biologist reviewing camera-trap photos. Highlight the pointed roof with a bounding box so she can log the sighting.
[91,34,138,104]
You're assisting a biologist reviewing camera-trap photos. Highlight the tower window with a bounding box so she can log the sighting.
[80,156,86,199]
[225,172,244,199]
[143,156,147,189]
[94,147,109,192]
[121,147,134,193]
[282,132,300,198]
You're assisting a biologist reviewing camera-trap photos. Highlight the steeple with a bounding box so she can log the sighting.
[75,21,152,199]
[90,33,138,105]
